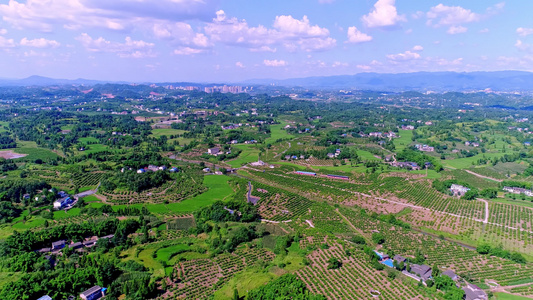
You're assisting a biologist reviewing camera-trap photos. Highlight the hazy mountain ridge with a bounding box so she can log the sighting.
[3,71,533,92]
[243,71,533,92]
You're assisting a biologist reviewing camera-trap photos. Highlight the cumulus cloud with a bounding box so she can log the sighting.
[412,45,423,51]
[0,36,16,48]
[20,37,60,48]
[263,59,287,67]
[76,33,155,58]
[235,61,245,68]
[517,27,533,37]
[447,25,468,35]
[386,50,421,61]
[151,21,211,53]
[205,11,336,52]
[346,27,372,43]
[427,4,480,27]
[0,29,6,35]
[361,0,406,29]
[426,3,503,33]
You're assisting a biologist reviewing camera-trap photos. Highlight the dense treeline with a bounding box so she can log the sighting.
[246,274,326,300]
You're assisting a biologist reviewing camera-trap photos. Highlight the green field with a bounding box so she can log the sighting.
[394,130,413,151]
[496,293,532,300]
[265,122,292,144]
[155,175,234,213]
[444,152,506,169]
[9,141,59,161]
[226,144,261,168]
[53,208,81,219]
[156,244,191,262]
[149,128,187,138]
[357,150,381,161]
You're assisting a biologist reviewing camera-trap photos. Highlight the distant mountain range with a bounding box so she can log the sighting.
[3,71,533,92]
[0,75,111,87]
[243,71,533,92]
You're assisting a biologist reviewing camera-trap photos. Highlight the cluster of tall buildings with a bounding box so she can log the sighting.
[162,85,244,94]
[204,85,243,93]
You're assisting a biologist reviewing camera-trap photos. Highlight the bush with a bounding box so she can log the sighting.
[372,233,385,244]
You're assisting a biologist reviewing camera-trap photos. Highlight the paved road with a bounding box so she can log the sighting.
[74,189,96,199]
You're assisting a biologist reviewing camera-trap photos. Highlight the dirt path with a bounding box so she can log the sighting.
[492,281,533,295]
[465,169,503,182]
[274,142,291,158]
[477,198,489,223]
[335,208,367,237]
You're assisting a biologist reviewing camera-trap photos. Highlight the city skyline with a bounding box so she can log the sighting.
[0,0,531,82]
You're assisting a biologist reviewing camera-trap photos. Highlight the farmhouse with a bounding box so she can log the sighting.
[415,144,434,152]
[207,147,220,156]
[410,264,432,281]
[51,240,66,250]
[53,196,72,209]
[326,174,350,180]
[442,269,458,281]
[462,284,487,300]
[393,255,406,263]
[37,296,53,300]
[450,184,470,196]
[401,125,415,130]
[80,285,104,300]
[250,160,265,167]
[503,186,533,197]
[69,242,83,250]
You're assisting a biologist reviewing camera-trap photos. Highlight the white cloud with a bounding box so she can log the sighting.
[332,61,348,67]
[0,0,218,32]
[447,25,468,35]
[361,0,406,29]
[346,26,372,44]
[517,27,533,37]
[479,28,489,33]
[173,47,205,55]
[151,21,211,53]
[205,11,336,52]
[0,36,15,48]
[412,45,423,51]
[386,50,421,61]
[427,4,480,27]
[263,59,287,67]
[20,37,60,48]
[318,0,335,3]
[0,29,6,35]
[235,61,245,68]
[426,3,503,34]
[76,33,155,58]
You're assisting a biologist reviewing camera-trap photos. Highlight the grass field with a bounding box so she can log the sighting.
[226,144,261,168]
[495,293,532,300]
[156,244,191,262]
[156,175,234,213]
[53,208,81,219]
[10,141,59,161]
[83,195,101,202]
[394,130,413,151]
[357,150,381,161]
[444,152,506,169]
[149,128,187,138]
[265,122,292,144]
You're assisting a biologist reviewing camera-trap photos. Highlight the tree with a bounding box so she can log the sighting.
[233,288,239,300]
[372,233,385,244]
[327,257,342,269]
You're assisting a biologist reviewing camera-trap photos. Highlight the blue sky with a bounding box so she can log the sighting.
[0,0,531,83]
